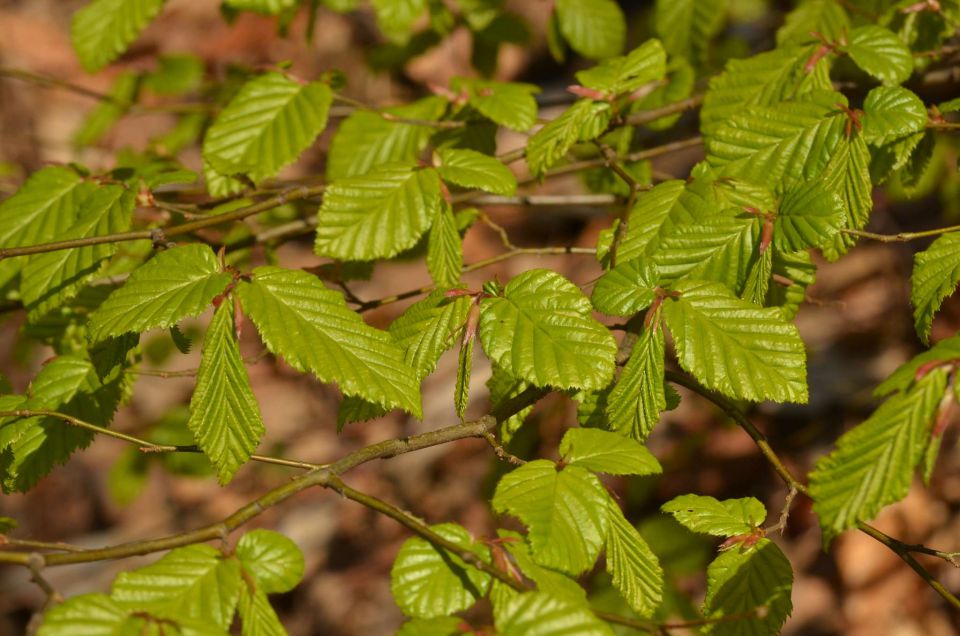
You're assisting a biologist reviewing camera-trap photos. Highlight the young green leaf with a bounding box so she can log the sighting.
[492,460,608,574]
[389,291,472,381]
[372,0,427,43]
[820,133,872,260]
[457,79,540,131]
[71,0,165,72]
[455,336,473,419]
[526,100,612,177]
[554,0,625,60]
[326,96,447,179]
[573,39,666,96]
[237,267,422,417]
[188,302,265,485]
[397,617,462,636]
[314,163,441,260]
[36,594,142,636]
[494,530,589,606]
[663,280,808,403]
[661,494,766,537]
[653,0,726,64]
[606,323,667,441]
[426,203,463,288]
[842,26,913,86]
[111,544,242,630]
[203,73,332,185]
[591,260,658,317]
[767,250,817,319]
[487,364,535,443]
[702,539,793,635]
[776,0,849,46]
[478,269,617,391]
[875,334,960,398]
[390,523,491,618]
[236,529,305,594]
[223,0,297,14]
[912,232,960,344]
[237,586,286,636]
[810,367,947,542]
[495,592,614,636]
[774,180,846,252]
[87,244,232,342]
[861,86,927,145]
[559,427,661,476]
[0,167,95,291]
[436,148,517,195]
[73,71,138,147]
[604,497,663,617]
[20,185,134,319]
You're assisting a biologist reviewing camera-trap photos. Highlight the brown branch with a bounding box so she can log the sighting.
[843,225,960,243]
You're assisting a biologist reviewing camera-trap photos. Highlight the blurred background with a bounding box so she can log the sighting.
[1,0,960,634]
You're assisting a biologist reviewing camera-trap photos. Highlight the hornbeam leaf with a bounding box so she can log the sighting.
[390,523,491,618]
[88,244,232,342]
[606,323,667,441]
[702,539,793,635]
[526,100,612,177]
[862,86,927,145]
[203,73,332,185]
[0,167,95,291]
[554,0,625,60]
[875,334,960,398]
[776,0,849,46]
[21,185,134,320]
[774,180,846,252]
[111,544,242,630]
[436,148,516,195]
[389,291,472,381]
[843,26,913,86]
[559,428,661,476]
[574,39,666,96]
[912,233,960,343]
[591,260,658,317]
[236,529,304,594]
[604,497,663,617]
[238,267,422,416]
[653,0,726,64]
[237,586,285,636]
[495,592,613,636]
[457,79,540,132]
[810,368,947,542]
[223,0,297,14]
[820,133,872,260]
[661,494,766,537]
[188,302,265,485]
[426,203,463,288]
[663,280,808,403]
[314,163,442,261]
[492,460,609,574]
[71,0,165,72]
[479,269,617,391]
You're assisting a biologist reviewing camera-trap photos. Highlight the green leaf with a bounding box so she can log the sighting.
[426,203,463,288]
[843,26,913,86]
[492,459,609,574]
[661,495,766,537]
[495,592,614,636]
[372,0,427,43]
[774,180,846,252]
[390,523,491,618]
[0,516,16,533]
[314,163,442,260]
[397,617,462,636]
[0,167,95,290]
[495,530,588,606]
[37,594,136,636]
[111,544,242,630]
[223,0,297,14]
[606,323,667,442]
[554,0,625,60]
[701,44,833,136]
[604,497,663,617]
[662,280,808,403]
[810,367,947,542]
[436,148,517,195]
[455,336,474,419]
[457,79,540,131]
[591,260,657,317]
[702,539,793,635]
[707,90,847,191]
[487,364,535,443]
[88,244,232,342]
[236,529,304,594]
[188,302,265,485]
[874,334,960,397]
[653,0,727,64]
[237,586,286,636]
[741,248,772,306]
[820,134,872,260]
[776,0,849,46]
[526,100,611,177]
[559,427,661,475]
[478,269,617,391]
[74,71,138,147]
[326,96,447,179]
[862,86,927,145]
[388,291,472,381]
[203,73,332,185]
[574,39,666,96]
[767,249,817,319]
[71,0,165,72]
[912,232,960,343]
[238,267,422,416]
[20,185,134,319]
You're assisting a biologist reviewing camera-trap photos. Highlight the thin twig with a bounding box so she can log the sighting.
[842,225,960,243]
